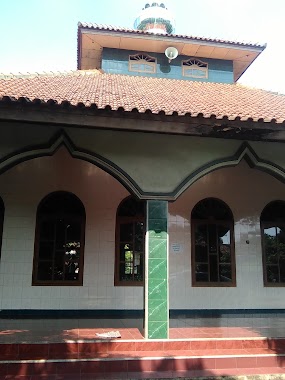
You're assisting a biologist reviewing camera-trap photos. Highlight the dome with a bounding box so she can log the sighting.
[134,3,176,34]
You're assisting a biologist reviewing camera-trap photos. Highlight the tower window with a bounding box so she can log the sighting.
[129,53,156,74]
[182,58,208,79]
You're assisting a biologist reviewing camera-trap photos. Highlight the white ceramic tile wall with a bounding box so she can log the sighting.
[1,149,284,311]
[0,148,143,310]
[169,160,285,310]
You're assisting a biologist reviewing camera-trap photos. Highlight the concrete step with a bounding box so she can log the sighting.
[1,338,285,378]
[1,337,285,360]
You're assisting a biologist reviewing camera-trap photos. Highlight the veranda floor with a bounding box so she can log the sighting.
[1,315,285,343]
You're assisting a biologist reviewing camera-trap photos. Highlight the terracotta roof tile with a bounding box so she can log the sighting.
[1,70,285,123]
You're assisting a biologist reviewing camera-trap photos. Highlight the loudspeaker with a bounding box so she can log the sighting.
[165,46,178,62]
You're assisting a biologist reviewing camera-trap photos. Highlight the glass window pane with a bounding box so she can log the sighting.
[209,224,217,253]
[280,255,285,283]
[195,245,208,263]
[195,264,208,282]
[55,219,66,249]
[55,251,64,266]
[120,223,133,242]
[37,261,52,281]
[134,252,143,282]
[192,198,232,220]
[277,227,285,256]
[195,225,208,262]
[219,226,231,264]
[39,241,54,260]
[219,264,232,282]
[65,221,81,260]
[64,261,79,281]
[40,221,54,240]
[135,222,144,252]
[66,221,81,242]
[266,265,279,283]
[125,246,133,264]
[219,226,230,244]
[264,227,278,264]
[209,255,218,282]
[53,265,64,280]
[120,263,132,281]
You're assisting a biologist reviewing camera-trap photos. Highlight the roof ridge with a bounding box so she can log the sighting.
[78,22,266,49]
[0,69,102,80]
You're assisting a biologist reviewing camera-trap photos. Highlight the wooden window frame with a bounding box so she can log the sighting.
[114,197,146,287]
[129,53,157,74]
[32,193,85,286]
[261,220,285,287]
[191,199,236,287]
[182,58,208,79]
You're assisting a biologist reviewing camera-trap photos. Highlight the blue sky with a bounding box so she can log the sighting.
[0,0,284,93]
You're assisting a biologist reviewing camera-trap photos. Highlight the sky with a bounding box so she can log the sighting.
[0,0,284,93]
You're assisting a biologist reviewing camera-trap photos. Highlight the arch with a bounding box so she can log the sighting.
[0,133,285,201]
[115,196,146,286]
[0,131,145,200]
[191,197,236,286]
[260,200,285,285]
[174,142,285,201]
[32,191,86,285]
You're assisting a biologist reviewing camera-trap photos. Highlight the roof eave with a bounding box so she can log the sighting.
[78,24,266,80]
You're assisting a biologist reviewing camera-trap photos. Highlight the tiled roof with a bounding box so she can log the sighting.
[78,22,265,49]
[1,70,285,124]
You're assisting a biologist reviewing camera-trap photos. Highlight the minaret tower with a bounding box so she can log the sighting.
[134,2,175,34]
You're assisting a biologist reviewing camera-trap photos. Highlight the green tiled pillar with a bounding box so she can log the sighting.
[145,200,168,339]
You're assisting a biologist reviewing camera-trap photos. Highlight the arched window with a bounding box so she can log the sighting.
[261,201,285,286]
[182,58,208,79]
[191,198,235,286]
[115,196,145,286]
[129,53,156,74]
[33,192,85,285]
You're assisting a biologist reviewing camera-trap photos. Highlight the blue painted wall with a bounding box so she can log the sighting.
[102,48,234,83]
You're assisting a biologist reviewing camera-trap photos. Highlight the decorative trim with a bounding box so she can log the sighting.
[173,142,285,200]
[0,136,285,201]
[170,309,285,317]
[0,130,145,200]
[0,308,284,319]
[182,58,208,79]
[129,53,156,74]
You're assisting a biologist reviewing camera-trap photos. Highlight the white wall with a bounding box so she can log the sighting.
[169,160,285,310]
[0,148,284,311]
